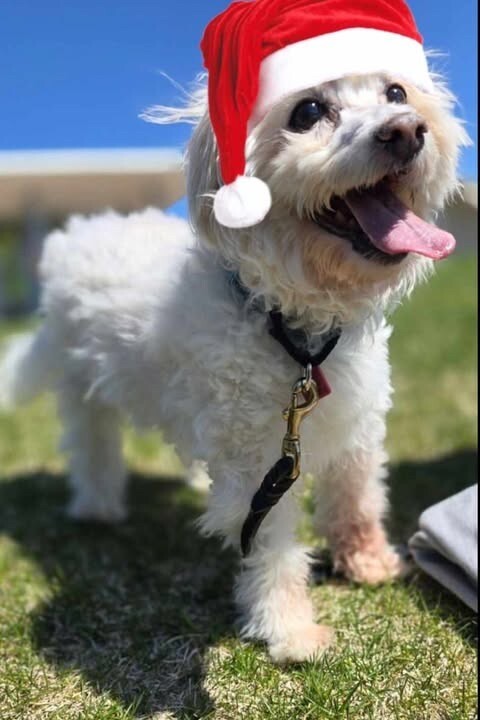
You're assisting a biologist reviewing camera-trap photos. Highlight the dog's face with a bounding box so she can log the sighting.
[186,73,467,323]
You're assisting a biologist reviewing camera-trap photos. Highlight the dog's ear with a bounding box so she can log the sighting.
[185,108,221,239]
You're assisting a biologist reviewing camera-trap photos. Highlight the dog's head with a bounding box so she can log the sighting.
[181,71,467,325]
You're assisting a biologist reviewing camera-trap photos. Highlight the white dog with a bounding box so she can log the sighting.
[0,60,467,661]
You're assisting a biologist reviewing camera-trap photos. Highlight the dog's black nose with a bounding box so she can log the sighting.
[375,116,428,163]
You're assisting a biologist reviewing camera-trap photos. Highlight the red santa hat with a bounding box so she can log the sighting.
[200,0,433,229]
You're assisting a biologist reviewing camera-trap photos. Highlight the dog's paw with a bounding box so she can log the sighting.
[337,545,408,585]
[268,623,335,664]
[67,495,127,523]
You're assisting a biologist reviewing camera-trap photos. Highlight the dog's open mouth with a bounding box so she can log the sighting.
[314,181,456,264]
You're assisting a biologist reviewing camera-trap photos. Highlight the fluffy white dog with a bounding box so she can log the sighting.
[0,69,467,663]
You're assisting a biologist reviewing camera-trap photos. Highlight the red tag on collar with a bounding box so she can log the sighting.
[312,365,332,399]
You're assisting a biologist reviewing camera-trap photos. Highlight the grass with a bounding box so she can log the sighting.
[0,256,477,720]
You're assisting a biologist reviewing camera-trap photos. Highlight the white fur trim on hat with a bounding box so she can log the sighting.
[249,27,434,128]
[213,176,272,228]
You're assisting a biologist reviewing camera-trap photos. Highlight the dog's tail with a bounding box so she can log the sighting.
[0,324,57,410]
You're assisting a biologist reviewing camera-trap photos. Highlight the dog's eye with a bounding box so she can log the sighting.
[386,84,407,104]
[289,99,326,132]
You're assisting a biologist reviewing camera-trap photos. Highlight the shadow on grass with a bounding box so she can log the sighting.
[387,447,477,541]
[387,447,478,647]
[0,447,477,717]
[0,471,237,719]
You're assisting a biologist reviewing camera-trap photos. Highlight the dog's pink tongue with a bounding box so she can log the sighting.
[345,185,455,259]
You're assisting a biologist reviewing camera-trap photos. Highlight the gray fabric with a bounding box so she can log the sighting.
[408,485,478,611]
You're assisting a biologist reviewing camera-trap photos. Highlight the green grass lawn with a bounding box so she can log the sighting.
[0,257,477,720]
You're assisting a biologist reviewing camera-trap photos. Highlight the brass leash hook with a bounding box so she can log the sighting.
[281,364,320,481]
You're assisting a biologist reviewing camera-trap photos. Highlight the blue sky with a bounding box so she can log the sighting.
[0,0,477,217]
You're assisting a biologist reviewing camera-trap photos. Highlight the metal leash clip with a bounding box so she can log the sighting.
[281,364,320,481]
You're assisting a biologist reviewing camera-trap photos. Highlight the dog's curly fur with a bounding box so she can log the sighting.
[0,69,468,663]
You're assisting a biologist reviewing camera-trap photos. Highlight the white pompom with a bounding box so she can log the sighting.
[213,176,272,229]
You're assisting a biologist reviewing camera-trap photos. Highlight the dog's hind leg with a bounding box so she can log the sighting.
[58,389,127,523]
[314,447,405,583]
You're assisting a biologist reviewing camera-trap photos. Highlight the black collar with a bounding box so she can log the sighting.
[227,271,342,370]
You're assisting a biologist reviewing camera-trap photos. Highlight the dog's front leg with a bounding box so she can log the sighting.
[233,489,334,664]
[315,447,405,584]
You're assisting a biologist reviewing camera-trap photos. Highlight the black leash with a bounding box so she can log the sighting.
[240,455,296,557]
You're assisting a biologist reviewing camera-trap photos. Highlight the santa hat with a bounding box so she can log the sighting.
[200,0,433,229]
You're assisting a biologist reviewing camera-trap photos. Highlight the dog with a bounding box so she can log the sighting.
[0,53,468,663]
